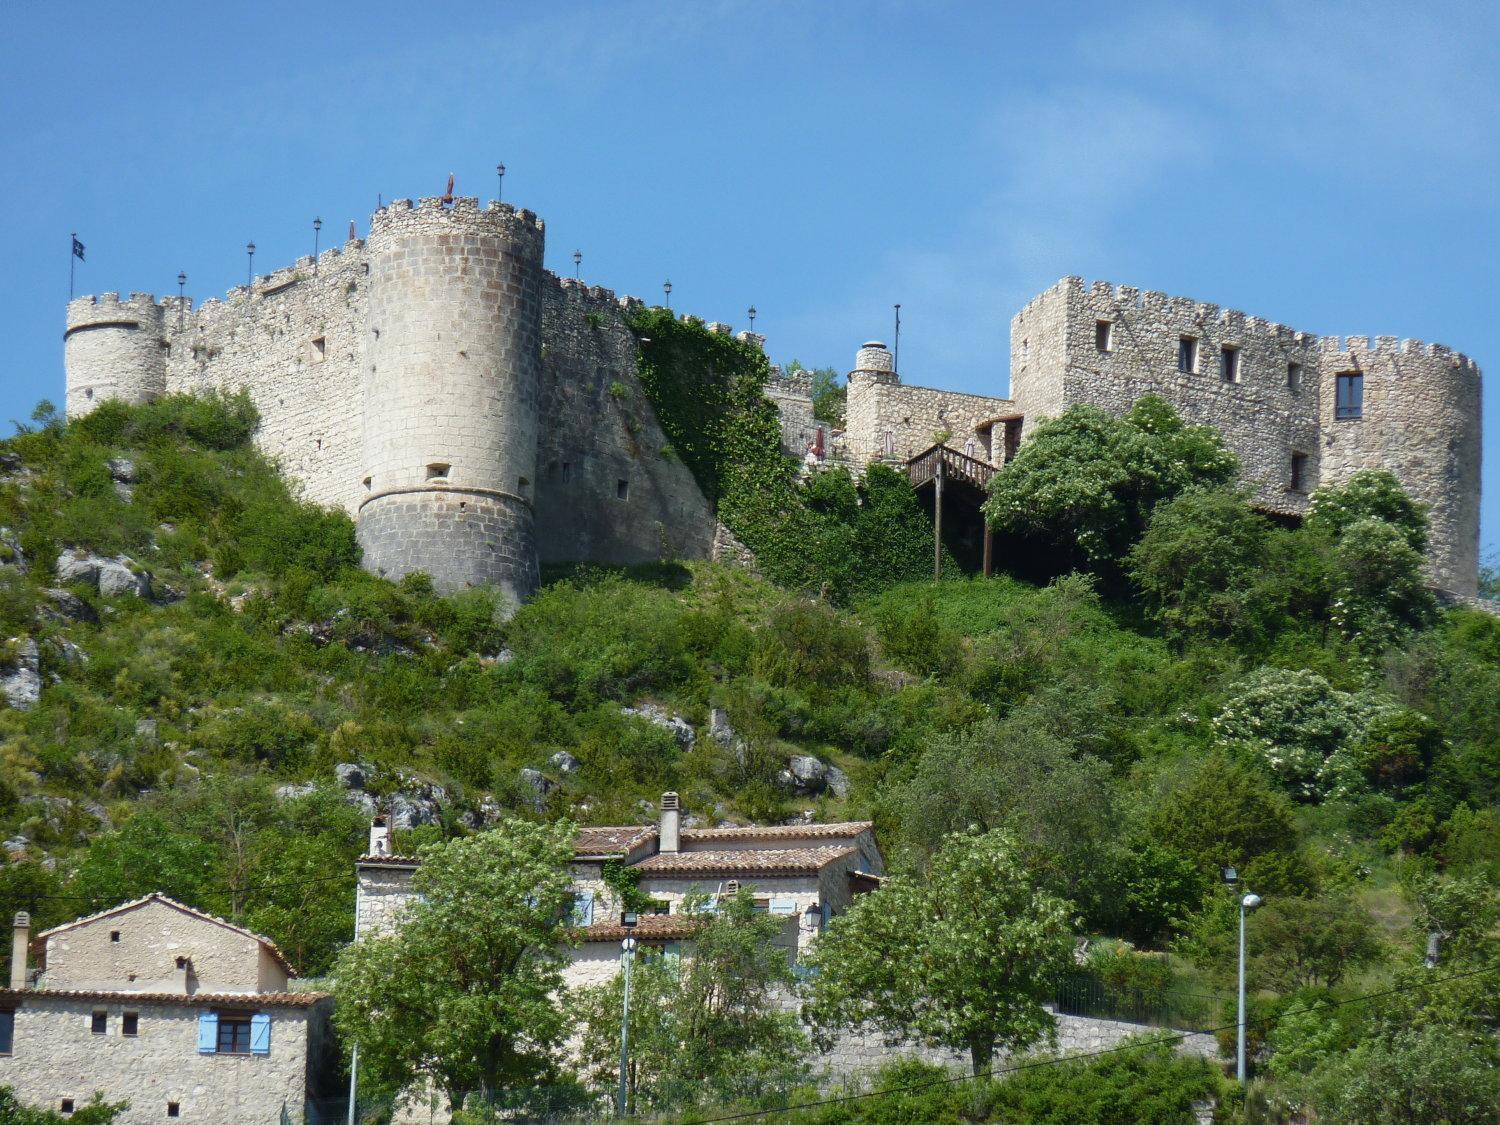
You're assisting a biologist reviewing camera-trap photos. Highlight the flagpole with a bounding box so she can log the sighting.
[70,232,76,299]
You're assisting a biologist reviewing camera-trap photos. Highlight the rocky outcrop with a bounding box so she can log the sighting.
[777,753,850,798]
[623,703,696,749]
[518,767,555,813]
[0,528,26,574]
[549,751,581,775]
[2,637,41,711]
[55,548,151,599]
[39,588,97,625]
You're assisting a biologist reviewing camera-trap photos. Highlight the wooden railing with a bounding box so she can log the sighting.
[906,443,996,491]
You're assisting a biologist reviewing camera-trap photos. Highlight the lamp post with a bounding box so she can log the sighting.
[618,911,638,1117]
[496,162,506,201]
[313,217,322,274]
[893,304,902,373]
[1223,867,1261,1082]
[747,305,757,331]
[573,249,582,279]
[176,272,186,331]
[246,242,256,288]
[663,280,672,308]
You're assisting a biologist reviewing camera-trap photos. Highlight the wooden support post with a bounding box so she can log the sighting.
[982,524,993,578]
[933,455,944,581]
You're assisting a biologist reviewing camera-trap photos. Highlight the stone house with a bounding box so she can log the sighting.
[0,894,335,1124]
[354,793,884,989]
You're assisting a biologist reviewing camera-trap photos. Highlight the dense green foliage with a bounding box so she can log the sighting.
[0,1088,125,1124]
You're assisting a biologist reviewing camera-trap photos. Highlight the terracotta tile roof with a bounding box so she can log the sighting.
[634,846,858,876]
[575,914,706,943]
[574,825,657,858]
[36,893,295,977]
[357,854,422,867]
[681,821,873,843]
[0,987,328,1009]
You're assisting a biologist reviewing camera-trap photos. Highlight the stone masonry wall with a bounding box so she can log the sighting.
[0,994,328,1125]
[845,376,1015,466]
[354,865,420,941]
[535,280,716,566]
[65,295,167,416]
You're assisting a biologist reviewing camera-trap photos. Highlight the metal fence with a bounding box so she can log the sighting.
[1053,971,1224,1033]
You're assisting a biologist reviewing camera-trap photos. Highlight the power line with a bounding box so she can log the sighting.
[681,961,1500,1124]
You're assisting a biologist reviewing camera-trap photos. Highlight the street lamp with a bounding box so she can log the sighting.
[496,163,506,201]
[176,272,186,331]
[663,279,672,308]
[747,305,757,330]
[573,249,582,279]
[1223,867,1261,1082]
[618,910,638,1117]
[313,217,322,274]
[246,242,256,288]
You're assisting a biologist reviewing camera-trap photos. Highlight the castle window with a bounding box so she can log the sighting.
[882,430,895,457]
[310,336,326,362]
[85,388,93,400]
[426,463,450,481]
[1287,362,1303,393]
[561,461,572,482]
[517,476,530,499]
[362,476,372,491]
[616,478,629,501]
[122,1012,139,1037]
[1220,346,1240,383]
[1177,337,1199,374]
[110,931,120,943]
[61,1100,75,1115]
[168,1104,180,1118]
[92,1011,107,1034]
[1095,320,1113,352]
[1335,373,1363,419]
[0,1009,12,1054]
[1290,451,1308,492]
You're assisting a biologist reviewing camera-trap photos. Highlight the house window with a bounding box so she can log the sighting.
[1095,320,1113,352]
[1177,337,1198,373]
[92,1011,107,1034]
[110,931,120,943]
[216,1013,254,1055]
[751,897,771,914]
[1290,452,1308,492]
[122,1012,139,1037]
[1287,362,1303,393]
[167,1104,180,1118]
[1335,373,1363,419]
[646,900,670,915]
[882,430,895,457]
[0,1009,13,1055]
[1220,346,1240,383]
[616,478,629,501]
[425,463,450,481]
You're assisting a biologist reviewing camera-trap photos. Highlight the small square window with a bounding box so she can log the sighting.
[92,1011,107,1034]
[1220,346,1240,383]
[1290,452,1308,492]
[1094,320,1113,352]
[61,1100,75,1115]
[616,478,629,501]
[1287,362,1303,394]
[167,1103,180,1118]
[122,1012,139,1037]
[1178,337,1198,374]
[0,1009,13,1055]
[110,931,120,943]
[425,463,450,481]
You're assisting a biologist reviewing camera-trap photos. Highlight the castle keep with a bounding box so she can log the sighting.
[65,198,1483,598]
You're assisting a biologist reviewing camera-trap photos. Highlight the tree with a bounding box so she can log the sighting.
[1127,488,1269,642]
[984,396,1237,577]
[333,820,577,1114]
[1301,1025,1499,1124]
[1249,895,1384,991]
[802,828,1073,1074]
[1307,469,1429,554]
[1329,517,1438,649]
[571,889,807,1112]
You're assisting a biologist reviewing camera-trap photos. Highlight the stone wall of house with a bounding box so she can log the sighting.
[354,865,420,941]
[1011,276,1482,595]
[0,994,329,1125]
[42,900,286,994]
[762,373,821,459]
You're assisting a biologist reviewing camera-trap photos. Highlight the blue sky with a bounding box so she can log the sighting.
[4,1,1496,557]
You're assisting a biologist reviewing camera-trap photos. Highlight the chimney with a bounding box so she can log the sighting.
[369,815,391,857]
[10,912,29,991]
[659,792,680,854]
[173,956,190,994]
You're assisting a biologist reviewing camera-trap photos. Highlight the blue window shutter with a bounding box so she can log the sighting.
[250,1013,271,1056]
[821,902,832,927]
[573,890,595,926]
[769,898,797,915]
[197,1011,218,1053]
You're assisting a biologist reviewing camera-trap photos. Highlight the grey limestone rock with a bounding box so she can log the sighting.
[3,836,28,857]
[55,548,101,587]
[97,558,150,599]
[549,750,581,775]
[40,588,97,625]
[388,791,440,829]
[519,768,555,813]
[275,782,318,801]
[709,706,735,746]
[825,764,851,798]
[0,453,21,475]
[2,637,41,711]
[0,528,26,574]
[781,754,828,795]
[623,703,695,749]
[135,719,159,745]
[107,458,138,484]
[83,801,113,830]
[334,762,369,790]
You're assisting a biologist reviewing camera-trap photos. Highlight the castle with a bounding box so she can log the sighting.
[64,195,1483,599]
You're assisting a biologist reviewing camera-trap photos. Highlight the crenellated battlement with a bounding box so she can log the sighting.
[368,197,545,249]
[66,292,166,328]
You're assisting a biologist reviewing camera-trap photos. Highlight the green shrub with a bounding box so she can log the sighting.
[750,601,869,690]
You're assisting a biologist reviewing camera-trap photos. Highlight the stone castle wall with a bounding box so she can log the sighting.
[1011,277,1482,595]
[64,295,167,415]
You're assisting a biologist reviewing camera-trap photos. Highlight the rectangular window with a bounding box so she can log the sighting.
[0,1009,13,1055]
[615,478,629,501]
[1287,362,1303,393]
[1290,452,1308,492]
[1178,337,1198,374]
[1335,373,1364,419]
[92,1011,107,1035]
[425,463,450,481]
[122,1012,139,1037]
[61,1100,74,1115]
[1220,346,1240,383]
[216,1013,253,1055]
[1095,320,1113,352]
[310,336,326,362]
[647,899,670,915]
[167,1104,180,1118]
[751,897,771,914]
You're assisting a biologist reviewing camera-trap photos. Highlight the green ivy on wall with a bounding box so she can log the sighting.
[627,307,948,602]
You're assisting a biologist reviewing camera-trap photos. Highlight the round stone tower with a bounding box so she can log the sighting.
[357,197,546,605]
[64,293,167,417]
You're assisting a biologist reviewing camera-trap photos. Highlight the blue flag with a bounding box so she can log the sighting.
[72,236,85,261]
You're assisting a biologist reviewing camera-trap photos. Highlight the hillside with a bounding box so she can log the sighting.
[0,390,1494,1070]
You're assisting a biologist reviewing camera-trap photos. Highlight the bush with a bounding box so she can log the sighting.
[1307,468,1429,553]
[750,601,869,690]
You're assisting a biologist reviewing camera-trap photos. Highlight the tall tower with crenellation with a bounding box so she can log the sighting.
[64,293,167,416]
[357,197,546,606]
